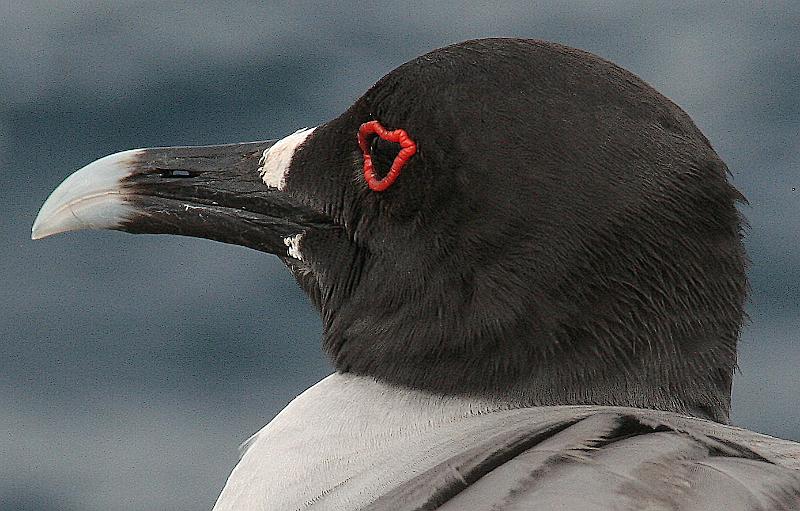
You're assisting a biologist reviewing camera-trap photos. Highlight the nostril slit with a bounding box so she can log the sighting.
[159,169,196,178]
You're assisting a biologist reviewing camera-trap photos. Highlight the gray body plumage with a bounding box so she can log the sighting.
[212,374,800,510]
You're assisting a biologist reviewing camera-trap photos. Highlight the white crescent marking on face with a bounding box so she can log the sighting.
[258,127,316,190]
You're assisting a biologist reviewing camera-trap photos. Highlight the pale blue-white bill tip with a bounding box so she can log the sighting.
[31,149,142,240]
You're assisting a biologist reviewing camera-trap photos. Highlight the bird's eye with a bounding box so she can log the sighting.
[369,136,397,179]
[357,120,417,192]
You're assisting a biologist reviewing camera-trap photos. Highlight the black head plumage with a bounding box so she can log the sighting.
[272,39,748,422]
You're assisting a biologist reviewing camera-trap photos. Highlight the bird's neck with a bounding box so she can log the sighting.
[333,333,733,424]
[504,355,732,423]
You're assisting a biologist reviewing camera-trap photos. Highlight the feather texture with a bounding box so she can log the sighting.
[213,374,800,511]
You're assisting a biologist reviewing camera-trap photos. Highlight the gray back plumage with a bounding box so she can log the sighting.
[366,408,800,510]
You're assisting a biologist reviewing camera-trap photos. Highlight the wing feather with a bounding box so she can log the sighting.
[367,410,800,511]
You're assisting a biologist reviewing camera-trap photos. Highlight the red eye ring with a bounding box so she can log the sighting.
[357,120,417,192]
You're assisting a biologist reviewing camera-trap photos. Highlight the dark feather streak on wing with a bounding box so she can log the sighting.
[365,411,800,511]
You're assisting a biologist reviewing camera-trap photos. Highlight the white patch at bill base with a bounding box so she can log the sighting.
[283,233,303,260]
[258,127,316,190]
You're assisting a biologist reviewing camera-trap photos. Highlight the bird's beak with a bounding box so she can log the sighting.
[31,141,332,257]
